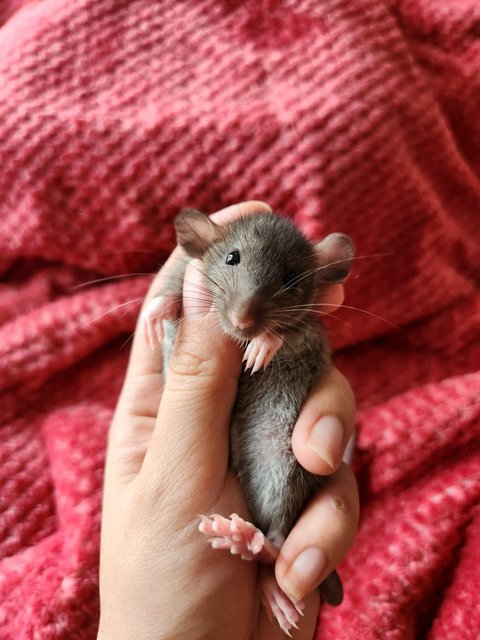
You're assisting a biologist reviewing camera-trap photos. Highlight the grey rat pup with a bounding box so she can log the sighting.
[142,209,354,634]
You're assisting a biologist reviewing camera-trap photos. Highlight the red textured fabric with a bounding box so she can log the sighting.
[0,1,479,638]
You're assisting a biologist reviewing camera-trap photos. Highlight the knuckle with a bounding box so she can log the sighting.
[167,345,217,381]
[324,465,360,532]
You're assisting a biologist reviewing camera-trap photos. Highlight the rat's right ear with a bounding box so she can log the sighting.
[313,233,355,283]
[175,208,220,258]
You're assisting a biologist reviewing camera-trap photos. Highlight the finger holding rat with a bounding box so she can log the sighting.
[291,366,356,476]
[275,463,359,604]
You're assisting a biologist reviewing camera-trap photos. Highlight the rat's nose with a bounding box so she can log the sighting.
[229,310,255,330]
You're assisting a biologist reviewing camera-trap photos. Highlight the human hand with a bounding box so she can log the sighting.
[97,202,359,640]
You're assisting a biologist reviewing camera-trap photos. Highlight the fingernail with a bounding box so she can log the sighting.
[283,547,327,602]
[307,415,344,469]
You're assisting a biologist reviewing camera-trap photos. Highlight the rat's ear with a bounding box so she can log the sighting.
[175,208,220,258]
[313,233,355,283]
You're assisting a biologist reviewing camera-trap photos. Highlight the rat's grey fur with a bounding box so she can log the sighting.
[230,323,329,539]
[160,210,353,606]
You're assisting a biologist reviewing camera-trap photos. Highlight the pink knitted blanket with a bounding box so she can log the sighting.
[1,1,479,638]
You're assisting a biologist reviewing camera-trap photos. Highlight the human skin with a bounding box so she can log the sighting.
[97,201,359,640]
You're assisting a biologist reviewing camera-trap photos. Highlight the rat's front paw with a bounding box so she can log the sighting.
[243,333,284,373]
[140,294,181,349]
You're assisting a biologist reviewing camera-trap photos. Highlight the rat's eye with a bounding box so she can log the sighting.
[283,271,298,287]
[226,250,241,265]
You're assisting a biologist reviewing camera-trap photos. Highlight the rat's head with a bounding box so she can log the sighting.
[175,209,354,341]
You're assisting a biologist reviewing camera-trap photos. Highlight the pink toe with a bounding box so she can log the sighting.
[259,566,303,635]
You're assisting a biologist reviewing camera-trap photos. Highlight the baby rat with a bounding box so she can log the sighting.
[142,209,354,635]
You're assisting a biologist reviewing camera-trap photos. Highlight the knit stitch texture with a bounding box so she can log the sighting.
[0,0,479,638]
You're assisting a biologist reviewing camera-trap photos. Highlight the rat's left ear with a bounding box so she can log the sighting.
[313,233,355,283]
[175,208,221,258]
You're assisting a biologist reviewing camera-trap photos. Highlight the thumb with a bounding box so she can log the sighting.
[140,261,242,495]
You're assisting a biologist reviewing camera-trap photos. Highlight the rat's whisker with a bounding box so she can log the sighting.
[272,308,354,340]
[164,273,222,301]
[120,331,137,350]
[272,260,342,297]
[273,317,315,341]
[288,252,394,267]
[211,243,233,294]
[270,307,328,318]
[84,297,144,326]
[180,295,215,304]
[170,309,211,328]
[208,313,226,342]
[283,302,406,335]
[74,273,155,289]
[269,322,298,351]
[273,315,319,360]
[294,308,364,338]
[273,253,387,299]
[190,261,226,297]
[268,326,292,356]
[184,248,225,293]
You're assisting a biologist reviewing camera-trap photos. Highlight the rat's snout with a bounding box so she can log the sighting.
[228,309,255,330]
[223,294,265,338]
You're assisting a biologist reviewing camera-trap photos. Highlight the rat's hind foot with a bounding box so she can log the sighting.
[243,333,284,373]
[199,514,304,635]
[141,294,181,349]
[259,565,305,636]
[198,513,279,563]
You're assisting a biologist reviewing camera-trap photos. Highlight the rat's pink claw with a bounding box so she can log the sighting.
[259,565,305,636]
[243,333,284,373]
[140,294,181,349]
[198,513,279,563]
